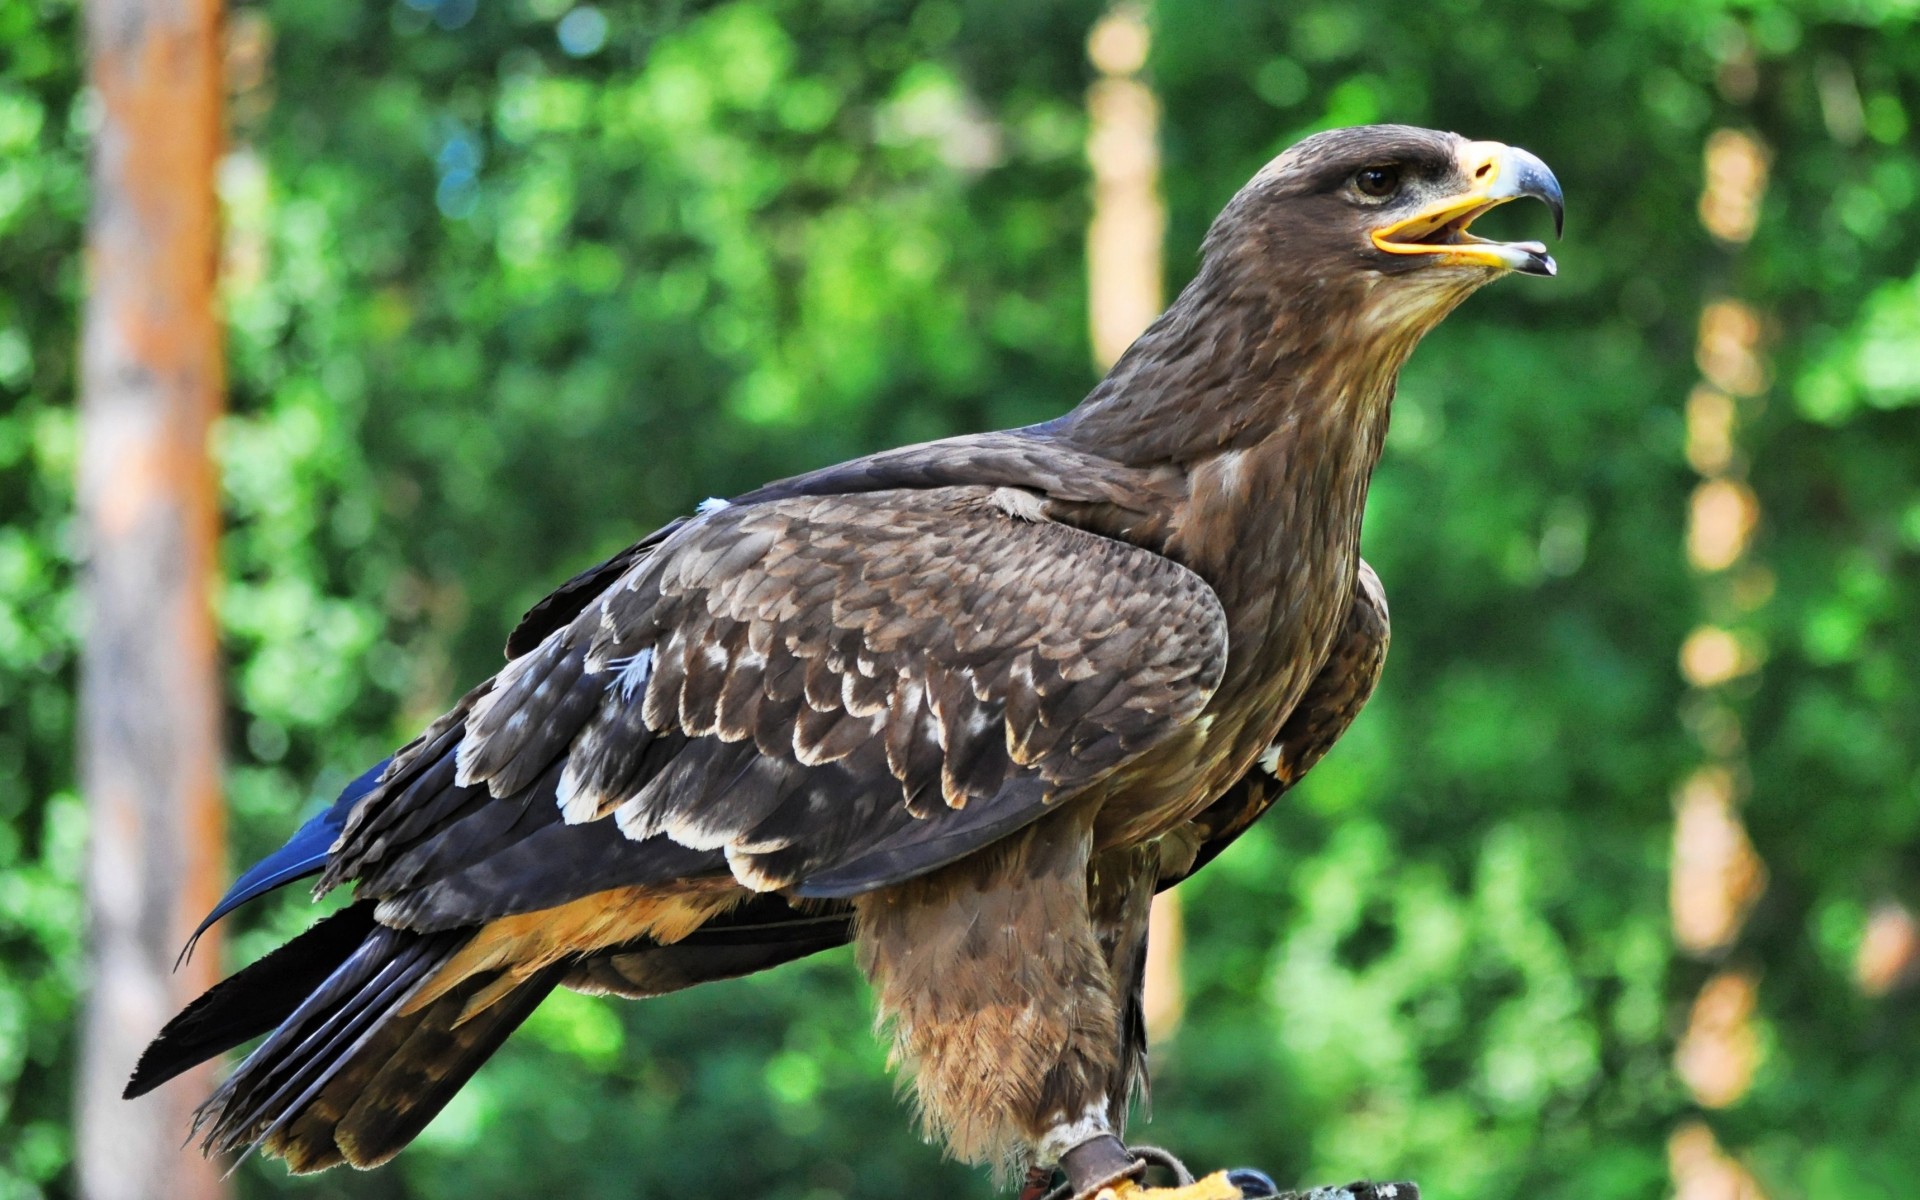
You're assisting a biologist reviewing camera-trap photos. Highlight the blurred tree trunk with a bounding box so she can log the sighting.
[75,1,229,1198]
[1086,3,1185,1045]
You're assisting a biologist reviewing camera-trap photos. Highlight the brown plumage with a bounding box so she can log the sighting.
[127,124,1561,1193]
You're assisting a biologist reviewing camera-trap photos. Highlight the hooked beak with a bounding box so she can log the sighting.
[1371,141,1564,277]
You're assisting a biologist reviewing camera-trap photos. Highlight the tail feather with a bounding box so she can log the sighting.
[284,966,558,1171]
[125,903,380,1100]
[132,885,858,1174]
[183,919,560,1173]
[198,928,461,1161]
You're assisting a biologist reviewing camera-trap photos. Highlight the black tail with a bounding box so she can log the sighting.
[129,888,859,1173]
[127,906,559,1173]
[126,903,381,1099]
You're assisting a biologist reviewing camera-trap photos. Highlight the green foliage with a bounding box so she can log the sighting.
[4,0,1920,1197]
[0,1,87,1195]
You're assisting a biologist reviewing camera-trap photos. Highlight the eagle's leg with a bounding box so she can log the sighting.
[1045,1135,1241,1199]
[853,806,1128,1178]
[1016,843,1292,1200]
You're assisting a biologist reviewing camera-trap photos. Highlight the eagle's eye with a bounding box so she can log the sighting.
[1353,165,1401,199]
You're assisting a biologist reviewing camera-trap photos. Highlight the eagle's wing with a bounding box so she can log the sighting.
[321,485,1228,928]
[503,519,683,659]
[504,431,1182,660]
[571,560,1383,1007]
[1166,558,1388,886]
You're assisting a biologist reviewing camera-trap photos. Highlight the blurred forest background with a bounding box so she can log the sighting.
[5,0,1920,1197]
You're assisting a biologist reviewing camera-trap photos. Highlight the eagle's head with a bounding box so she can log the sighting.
[1208,124,1563,339]
[1064,124,1563,463]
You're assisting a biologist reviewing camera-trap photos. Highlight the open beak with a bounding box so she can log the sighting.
[1372,141,1564,277]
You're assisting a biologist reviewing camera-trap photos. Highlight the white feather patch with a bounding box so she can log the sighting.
[696,496,730,515]
[453,736,484,789]
[1212,448,1248,497]
[607,648,654,701]
[660,808,741,852]
[612,794,661,842]
[1257,741,1285,777]
[555,761,603,825]
[988,487,1047,522]
[1037,1100,1113,1162]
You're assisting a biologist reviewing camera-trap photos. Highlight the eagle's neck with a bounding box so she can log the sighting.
[1055,259,1436,597]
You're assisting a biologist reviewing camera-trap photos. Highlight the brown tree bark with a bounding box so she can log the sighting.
[75,1,229,1198]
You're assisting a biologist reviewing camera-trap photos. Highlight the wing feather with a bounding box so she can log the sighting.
[327,485,1227,918]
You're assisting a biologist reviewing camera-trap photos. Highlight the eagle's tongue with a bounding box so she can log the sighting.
[1512,243,1556,277]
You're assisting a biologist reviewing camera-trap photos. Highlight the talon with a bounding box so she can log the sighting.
[1050,1138,1296,1200]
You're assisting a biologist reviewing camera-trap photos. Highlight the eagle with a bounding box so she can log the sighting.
[127,125,1561,1200]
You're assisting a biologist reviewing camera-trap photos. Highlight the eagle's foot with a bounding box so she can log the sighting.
[1034,1138,1316,1200]
[1031,1138,1419,1200]
[1108,1174,1420,1200]
[1095,1171,1245,1200]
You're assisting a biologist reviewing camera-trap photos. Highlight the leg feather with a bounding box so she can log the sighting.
[853,805,1121,1177]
